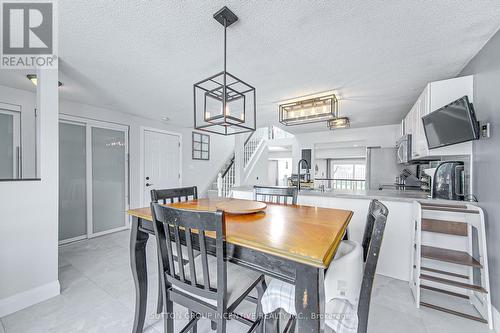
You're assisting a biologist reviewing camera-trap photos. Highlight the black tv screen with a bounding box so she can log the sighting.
[422,96,479,149]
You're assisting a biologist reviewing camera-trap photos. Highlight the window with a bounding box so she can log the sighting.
[192,132,210,160]
[329,159,366,190]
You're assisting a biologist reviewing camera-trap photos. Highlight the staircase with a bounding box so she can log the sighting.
[410,201,493,329]
[207,154,235,198]
[207,127,269,198]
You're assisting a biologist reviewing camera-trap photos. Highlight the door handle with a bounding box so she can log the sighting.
[146,183,154,187]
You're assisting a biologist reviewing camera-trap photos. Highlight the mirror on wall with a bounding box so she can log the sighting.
[0,102,38,180]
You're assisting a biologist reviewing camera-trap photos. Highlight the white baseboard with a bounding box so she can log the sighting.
[493,305,500,332]
[0,280,60,317]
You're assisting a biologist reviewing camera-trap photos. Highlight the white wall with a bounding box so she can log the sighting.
[460,28,500,316]
[0,70,60,317]
[268,150,292,159]
[243,146,269,186]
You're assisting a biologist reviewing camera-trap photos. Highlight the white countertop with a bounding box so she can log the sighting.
[231,185,473,204]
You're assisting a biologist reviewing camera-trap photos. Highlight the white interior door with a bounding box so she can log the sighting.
[268,160,279,186]
[143,129,181,206]
[0,108,21,178]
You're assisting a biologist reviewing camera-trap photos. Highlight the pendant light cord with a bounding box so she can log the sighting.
[223,18,227,110]
[224,18,227,73]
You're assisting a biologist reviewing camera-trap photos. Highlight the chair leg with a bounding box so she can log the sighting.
[283,316,296,333]
[156,252,163,314]
[164,290,174,333]
[263,310,280,333]
[255,277,266,333]
[189,310,198,333]
[216,318,226,333]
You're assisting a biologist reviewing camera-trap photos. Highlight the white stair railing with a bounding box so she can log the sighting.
[244,127,268,168]
[217,162,235,198]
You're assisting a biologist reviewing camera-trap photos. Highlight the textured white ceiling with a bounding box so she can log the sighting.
[1,0,500,134]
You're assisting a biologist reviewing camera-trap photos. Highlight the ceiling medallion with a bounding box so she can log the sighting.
[279,94,338,126]
[193,6,256,136]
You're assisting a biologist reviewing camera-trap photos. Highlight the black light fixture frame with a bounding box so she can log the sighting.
[327,116,350,130]
[193,6,256,136]
[278,94,338,126]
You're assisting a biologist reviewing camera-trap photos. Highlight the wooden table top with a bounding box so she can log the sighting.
[127,198,353,268]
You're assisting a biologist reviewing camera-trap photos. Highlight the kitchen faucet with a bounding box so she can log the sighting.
[297,159,310,191]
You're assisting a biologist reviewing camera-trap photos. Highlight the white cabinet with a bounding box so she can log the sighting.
[401,76,473,159]
[403,85,429,159]
[413,85,430,159]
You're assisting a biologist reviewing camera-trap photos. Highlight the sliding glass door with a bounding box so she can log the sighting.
[59,122,87,242]
[59,117,129,243]
[91,127,127,234]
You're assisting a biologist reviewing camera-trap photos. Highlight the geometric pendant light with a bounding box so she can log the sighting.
[193,6,256,135]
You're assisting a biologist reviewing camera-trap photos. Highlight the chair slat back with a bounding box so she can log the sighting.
[360,200,389,261]
[151,186,198,204]
[253,186,298,205]
[151,203,226,304]
[357,199,389,333]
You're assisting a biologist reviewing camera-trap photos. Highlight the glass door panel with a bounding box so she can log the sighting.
[91,127,127,234]
[59,122,87,242]
[0,113,14,179]
[0,109,20,179]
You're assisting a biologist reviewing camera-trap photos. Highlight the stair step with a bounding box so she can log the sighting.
[420,274,487,293]
[420,284,469,299]
[420,266,469,279]
[421,245,482,268]
[421,218,468,236]
[421,205,479,214]
[420,302,487,324]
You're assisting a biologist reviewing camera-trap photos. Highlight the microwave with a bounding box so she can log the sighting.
[396,134,412,164]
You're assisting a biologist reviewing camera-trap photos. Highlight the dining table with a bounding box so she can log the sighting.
[127,198,353,333]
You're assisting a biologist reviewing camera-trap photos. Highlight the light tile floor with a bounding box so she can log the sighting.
[0,230,493,333]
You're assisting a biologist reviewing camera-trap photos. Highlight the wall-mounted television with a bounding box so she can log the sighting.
[422,96,479,149]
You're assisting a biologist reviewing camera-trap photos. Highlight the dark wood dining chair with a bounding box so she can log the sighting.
[151,187,199,314]
[356,199,389,333]
[262,199,389,333]
[253,186,298,205]
[151,203,267,333]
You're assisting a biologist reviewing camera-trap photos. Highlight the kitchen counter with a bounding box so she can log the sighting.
[231,185,470,204]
